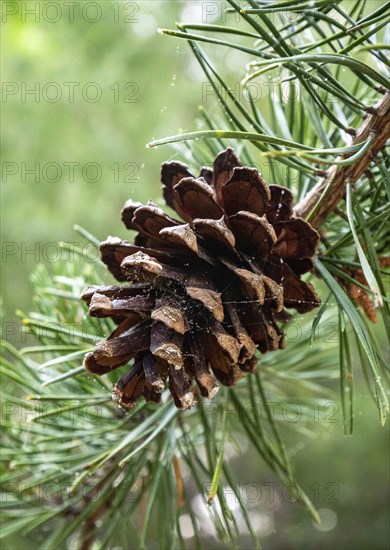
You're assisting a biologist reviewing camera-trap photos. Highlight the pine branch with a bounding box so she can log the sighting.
[3,3,389,548]
[294,91,390,227]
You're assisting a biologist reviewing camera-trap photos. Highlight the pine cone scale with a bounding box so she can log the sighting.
[150,321,183,370]
[221,166,270,217]
[212,147,242,203]
[227,211,277,259]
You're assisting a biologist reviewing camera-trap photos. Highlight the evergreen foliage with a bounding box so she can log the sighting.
[1,1,389,548]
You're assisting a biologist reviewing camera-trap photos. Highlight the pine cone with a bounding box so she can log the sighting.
[82,148,320,410]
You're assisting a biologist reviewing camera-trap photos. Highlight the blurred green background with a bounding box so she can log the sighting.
[1,1,389,548]
[2,1,211,329]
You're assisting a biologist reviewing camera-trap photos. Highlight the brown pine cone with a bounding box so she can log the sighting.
[82,148,320,410]
[346,256,390,323]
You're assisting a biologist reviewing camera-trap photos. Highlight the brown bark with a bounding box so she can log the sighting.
[294,91,390,229]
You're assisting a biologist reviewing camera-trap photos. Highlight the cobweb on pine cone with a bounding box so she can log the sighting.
[81,148,320,410]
